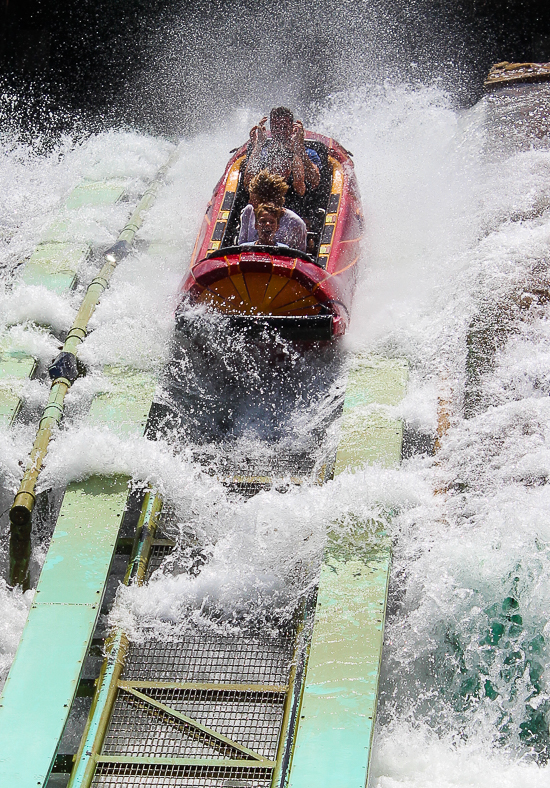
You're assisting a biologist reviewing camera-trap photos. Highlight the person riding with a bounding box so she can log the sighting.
[243,107,321,204]
[241,203,286,247]
[238,169,307,251]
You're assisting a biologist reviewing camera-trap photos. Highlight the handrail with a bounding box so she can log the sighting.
[205,244,319,267]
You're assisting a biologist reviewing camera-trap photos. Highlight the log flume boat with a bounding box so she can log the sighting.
[177,132,364,340]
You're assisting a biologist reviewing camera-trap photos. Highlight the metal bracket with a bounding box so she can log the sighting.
[48,351,79,383]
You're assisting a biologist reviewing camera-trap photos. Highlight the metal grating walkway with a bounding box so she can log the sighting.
[123,634,293,685]
[93,763,273,787]
[64,467,327,788]
[91,633,295,787]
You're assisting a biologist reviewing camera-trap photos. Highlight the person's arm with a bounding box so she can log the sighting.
[243,117,267,190]
[303,151,320,189]
[289,212,307,251]
[291,151,306,197]
[296,218,307,251]
[238,204,255,244]
[291,121,320,192]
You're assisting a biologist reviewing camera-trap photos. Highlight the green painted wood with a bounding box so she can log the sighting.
[288,355,408,788]
[333,356,408,474]
[0,351,37,427]
[36,476,130,605]
[41,219,72,243]
[334,410,403,472]
[21,180,126,292]
[0,367,157,787]
[0,350,36,379]
[0,476,127,788]
[88,367,158,436]
[0,604,100,787]
[341,355,408,409]
[63,182,126,209]
[21,242,90,293]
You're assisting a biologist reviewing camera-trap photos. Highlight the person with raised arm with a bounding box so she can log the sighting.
[243,107,321,201]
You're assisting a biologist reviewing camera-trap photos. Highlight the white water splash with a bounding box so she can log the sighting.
[1,83,550,783]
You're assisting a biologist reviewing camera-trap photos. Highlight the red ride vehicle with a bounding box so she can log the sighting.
[176,131,364,340]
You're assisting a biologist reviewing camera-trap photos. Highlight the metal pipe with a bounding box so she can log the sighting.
[271,599,312,788]
[8,148,179,586]
[67,490,162,788]
[125,491,162,584]
[9,376,71,589]
[68,631,129,788]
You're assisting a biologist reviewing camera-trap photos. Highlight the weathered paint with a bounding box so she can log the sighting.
[0,476,128,788]
[88,367,157,436]
[288,355,408,788]
[63,182,126,210]
[0,605,101,784]
[21,242,91,293]
[333,355,408,473]
[22,181,126,292]
[9,148,179,531]
[0,160,177,786]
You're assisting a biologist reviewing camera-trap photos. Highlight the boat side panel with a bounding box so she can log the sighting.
[318,158,363,311]
[189,152,246,268]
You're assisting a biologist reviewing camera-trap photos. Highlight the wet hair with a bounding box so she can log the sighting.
[255,203,284,222]
[270,106,294,124]
[249,169,288,207]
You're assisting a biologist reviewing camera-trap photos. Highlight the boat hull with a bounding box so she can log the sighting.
[177,132,363,339]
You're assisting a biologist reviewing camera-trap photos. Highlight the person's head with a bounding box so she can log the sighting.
[254,203,283,245]
[249,169,288,209]
[270,107,294,142]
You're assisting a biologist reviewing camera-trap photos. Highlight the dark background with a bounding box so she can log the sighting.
[1,0,550,137]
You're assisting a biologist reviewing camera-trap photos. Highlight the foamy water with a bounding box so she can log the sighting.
[1,83,550,784]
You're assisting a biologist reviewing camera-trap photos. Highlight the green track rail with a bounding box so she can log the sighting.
[40,353,407,788]
[0,154,179,786]
[0,351,407,787]
[288,355,408,788]
[10,148,180,562]
[0,368,157,787]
